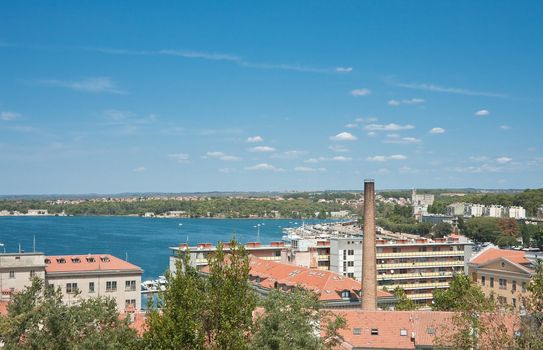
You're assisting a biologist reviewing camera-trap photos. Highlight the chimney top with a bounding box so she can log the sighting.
[364,178,375,183]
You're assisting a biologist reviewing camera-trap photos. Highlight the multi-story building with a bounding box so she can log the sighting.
[328,236,473,304]
[468,247,535,308]
[464,203,485,217]
[507,206,526,219]
[537,206,543,219]
[446,202,465,216]
[45,254,143,311]
[0,252,46,301]
[170,241,286,272]
[484,205,505,218]
[412,189,435,219]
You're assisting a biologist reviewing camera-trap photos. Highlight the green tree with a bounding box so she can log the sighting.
[250,288,345,350]
[432,273,493,312]
[516,260,543,349]
[393,287,416,311]
[432,222,453,238]
[0,278,140,350]
[464,217,502,243]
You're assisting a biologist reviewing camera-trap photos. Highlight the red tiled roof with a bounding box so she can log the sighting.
[45,254,142,273]
[335,310,455,349]
[246,256,391,302]
[470,247,530,265]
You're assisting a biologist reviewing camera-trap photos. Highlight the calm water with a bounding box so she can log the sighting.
[0,216,328,280]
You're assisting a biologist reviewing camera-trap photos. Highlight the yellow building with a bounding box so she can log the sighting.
[468,247,535,308]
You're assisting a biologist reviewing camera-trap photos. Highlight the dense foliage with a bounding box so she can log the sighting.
[0,279,140,349]
[0,197,350,218]
[392,287,416,311]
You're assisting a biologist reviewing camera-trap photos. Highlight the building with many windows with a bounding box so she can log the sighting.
[0,252,46,301]
[468,247,535,308]
[45,254,143,311]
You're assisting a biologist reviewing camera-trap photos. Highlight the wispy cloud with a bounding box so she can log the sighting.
[294,166,326,172]
[38,77,127,94]
[355,117,378,124]
[271,150,308,159]
[204,151,241,161]
[429,127,445,134]
[330,131,357,141]
[304,156,352,163]
[500,125,510,130]
[85,46,346,74]
[364,123,414,131]
[0,111,21,121]
[329,145,349,153]
[475,109,490,116]
[245,163,285,172]
[168,153,190,163]
[384,135,421,144]
[496,156,512,164]
[388,98,425,106]
[350,88,371,96]
[246,135,263,143]
[392,80,508,98]
[367,154,407,162]
[133,166,146,172]
[248,146,276,153]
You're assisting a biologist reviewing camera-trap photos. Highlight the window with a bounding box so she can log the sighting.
[419,247,427,252]
[125,280,136,291]
[125,299,136,308]
[106,281,117,292]
[9,271,15,278]
[86,257,95,263]
[512,280,517,292]
[522,282,527,292]
[400,329,408,336]
[100,256,110,263]
[498,296,507,305]
[371,328,379,336]
[56,258,66,264]
[353,328,361,335]
[348,261,354,267]
[393,247,401,253]
[472,272,477,282]
[481,276,486,286]
[499,279,507,290]
[66,283,78,294]
[513,298,517,308]
[71,257,81,263]
[89,282,95,293]
[341,290,350,299]
[30,270,35,278]
[348,250,354,255]
[347,273,354,278]
[427,327,436,335]
[490,277,494,288]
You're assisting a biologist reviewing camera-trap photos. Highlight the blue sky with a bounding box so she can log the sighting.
[1,1,542,194]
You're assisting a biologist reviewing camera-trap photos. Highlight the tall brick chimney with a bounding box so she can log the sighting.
[361,179,377,310]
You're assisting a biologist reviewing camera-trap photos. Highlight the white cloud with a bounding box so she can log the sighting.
[133,166,146,172]
[365,123,415,131]
[475,109,490,116]
[350,88,371,96]
[206,151,225,157]
[430,127,445,134]
[271,150,308,159]
[248,146,276,153]
[168,153,190,163]
[245,163,285,172]
[1,111,21,121]
[304,156,352,163]
[469,156,489,162]
[500,125,510,130]
[388,98,425,106]
[385,136,421,144]
[330,132,357,141]
[39,77,127,94]
[496,157,512,164]
[367,131,377,137]
[344,123,358,128]
[332,156,352,161]
[205,151,241,161]
[220,155,241,161]
[246,135,263,143]
[367,154,407,162]
[294,166,326,172]
[329,145,349,153]
[355,117,378,123]
[335,67,353,73]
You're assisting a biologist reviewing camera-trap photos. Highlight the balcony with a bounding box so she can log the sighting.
[318,255,330,261]
[386,282,450,291]
[377,250,464,259]
[377,271,454,281]
[377,260,464,270]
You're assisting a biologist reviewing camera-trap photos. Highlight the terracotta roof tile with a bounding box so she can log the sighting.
[45,254,142,273]
[470,248,529,265]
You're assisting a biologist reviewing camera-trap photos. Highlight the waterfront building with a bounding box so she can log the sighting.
[507,206,526,219]
[328,235,472,304]
[170,241,286,272]
[26,209,49,216]
[468,247,535,308]
[45,254,143,311]
[445,202,465,216]
[0,252,46,301]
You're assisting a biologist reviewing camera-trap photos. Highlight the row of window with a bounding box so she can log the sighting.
[5,270,37,278]
[53,280,137,294]
[480,275,526,292]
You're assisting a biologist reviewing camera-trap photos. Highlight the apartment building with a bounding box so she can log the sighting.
[484,205,505,218]
[45,254,143,311]
[328,236,472,304]
[445,202,465,216]
[169,241,285,272]
[465,203,485,217]
[0,252,46,301]
[468,247,534,308]
[507,206,527,219]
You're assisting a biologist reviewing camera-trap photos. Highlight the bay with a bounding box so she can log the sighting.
[0,216,328,280]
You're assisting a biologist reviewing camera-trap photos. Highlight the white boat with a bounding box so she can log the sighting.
[141,280,158,292]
